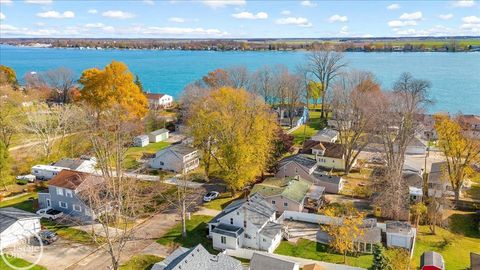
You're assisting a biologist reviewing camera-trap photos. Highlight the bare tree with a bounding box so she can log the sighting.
[284,72,304,128]
[251,66,275,105]
[307,44,347,118]
[226,66,250,89]
[40,68,76,103]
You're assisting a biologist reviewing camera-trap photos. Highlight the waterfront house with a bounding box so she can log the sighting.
[52,156,97,174]
[38,170,103,222]
[249,252,299,270]
[151,244,242,270]
[0,207,41,249]
[133,135,149,147]
[300,140,354,171]
[311,128,338,143]
[208,193,282,253]
[146,93,173,109]
[148,128,169,143]
[149,144,199,173]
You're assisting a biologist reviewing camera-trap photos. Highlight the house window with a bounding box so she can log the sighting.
[263,238,266,242]
[272,200,276,205]
[56,187,63,196]
[243,221,247,228]
[284,202,288,207]
[366,243,372,253]
[221,236,226,244]
[245,234,251,239]
[59,201,67,209]
[65,190,73,198]
[236,211,239,215]
[230,218,233,225]
[159,161,164,166]
[46,199,51,207]
[73,204,81,212]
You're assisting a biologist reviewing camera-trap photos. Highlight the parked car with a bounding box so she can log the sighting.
[203,191,220,202]
[16,174,36,182]
[369,156,387,165]
[36,208,64,220]
[35,230,58,245]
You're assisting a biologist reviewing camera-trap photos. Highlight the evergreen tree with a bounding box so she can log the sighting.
[134,74,144,92]
[371,243,390,270]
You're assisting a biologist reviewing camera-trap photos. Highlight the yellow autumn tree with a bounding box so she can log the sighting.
[78,61,148,119]
[186,87,276,194]
[435,116,480,205]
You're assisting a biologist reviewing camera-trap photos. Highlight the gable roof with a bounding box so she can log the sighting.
[151,244,242,270]
[311,128,338,142]
[428,162,447,184]
[53,158,86,170]
[48,169,102,191]
[0,207,39,233]
[170,144,197,157]
[250,177,311,203]
[147,93,166,100]
[150,128,169,136]
[278,154,317,171]
[301,140,344,159]
[250,253,298,270]
[312,169,343,185]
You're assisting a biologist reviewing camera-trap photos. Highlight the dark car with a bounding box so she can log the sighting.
[36,230,58,245]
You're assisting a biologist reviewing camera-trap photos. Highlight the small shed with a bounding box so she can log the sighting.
[421,251,445,270]
[149,128,169,143]
[134,135,149,147]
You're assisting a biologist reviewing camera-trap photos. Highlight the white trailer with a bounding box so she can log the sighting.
[31,165,68,180]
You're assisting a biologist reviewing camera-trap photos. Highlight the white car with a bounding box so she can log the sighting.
[16,174,36,182]
[36,208,64,220]
[203,191,220,202]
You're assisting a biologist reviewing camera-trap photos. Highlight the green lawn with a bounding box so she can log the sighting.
[0,255,46,270]
[275,239,373,268]
[124,141,170,169]
[203,193,241,211]
[0,192,38,212]
[156,215,214,253]
[290,110,325,145]
[120,254,164,270]
[42,219,104,245]
[412,212,480,270]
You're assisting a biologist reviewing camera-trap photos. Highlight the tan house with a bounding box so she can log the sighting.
[300,140,355,171]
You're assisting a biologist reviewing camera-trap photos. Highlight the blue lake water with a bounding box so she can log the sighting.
[1,45,479,114]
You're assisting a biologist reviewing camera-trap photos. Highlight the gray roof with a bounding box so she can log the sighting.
[150,128,169,136]
[311,128,338,142]
[428,162,447,184]
[259,221,282,239]
[53,158,85,170]
[0,207,39,233]
[354,227,382,243]
[211,223,244,238]
[312,169,342,185]
[250,252,298,270]
[170,144,197,157]
[421,251,444,269]
[278,154,317,170]
[386,221,412,234]
[135,135,149,140]
[306,185,325,200]
[151,244,242,270]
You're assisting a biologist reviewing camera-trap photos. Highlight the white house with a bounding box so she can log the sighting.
[311,128,338,143]
[31,164,69,180]
[52,156,97,174]
[208,193,283,253]
[0,207,41,249]
[149,128,169,143]
[146,93,173,109]
[249,252,299,270]
[133,135,149,147]
[149,144,199,173]
[405,137,428,155]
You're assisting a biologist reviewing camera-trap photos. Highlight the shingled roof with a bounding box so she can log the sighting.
[250,177,311,203]
[300,140,344,159]
[48,169,102,191]
[0,207,39,233]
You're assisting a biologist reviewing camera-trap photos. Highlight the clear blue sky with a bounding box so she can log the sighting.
[0,0,479,38]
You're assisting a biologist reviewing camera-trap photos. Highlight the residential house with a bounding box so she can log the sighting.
[149,128,169,143]
[405,137,428,155]
[38,170,103,222]
[52,156,97,174]
[275,154,344,194]
[421,251,445,270]
[146,93,173,109]
[249,252,299,270]
[0,207,41,249]
[149,144,199,173]
[458,114,480,139]
[133,135,149,147]
[208,193,283,253]
[311,128,338,143]
[384,221,416,251]
[301,140,355,171]
[276,106,309,128]
[31,164,69,180]
[151,244,242,270]
[428,162,456,198]
[250,176,324,214]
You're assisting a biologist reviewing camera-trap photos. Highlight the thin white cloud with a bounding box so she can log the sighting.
[339,25,348,35]
[169,17,185,23]
[88,9,98,14]
[388,20,417,27]
[438,14,453,20]
[452,0,476,7]
[0,0,13,5]
[276,17,312,27]
[363,34,374,38]
[387,3,400,10]
[85,23,106,28]
[37,10,75,19]
[25,0,52,4]
[202,0,245,8]
[399,11,423,20]
[301,0,317,7]
[0,12,5,20]
[462,15,480,23]
[232,11,268,20]
[133,26,228,36]
[102,10,135,19]
[328,14,348,23]
[281,10,291,15]
[143,0,155,5]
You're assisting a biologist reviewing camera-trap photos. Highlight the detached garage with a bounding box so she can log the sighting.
[0,207,41,249]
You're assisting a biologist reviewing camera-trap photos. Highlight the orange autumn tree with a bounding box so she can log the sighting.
[79,61,148,119]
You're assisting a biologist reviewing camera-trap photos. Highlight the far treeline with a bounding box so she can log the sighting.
[2,37,480,52]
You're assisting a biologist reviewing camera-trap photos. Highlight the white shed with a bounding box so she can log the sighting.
[0,207,41,249]
[31,165,68,180]
[148,128,169,143]
[134,135,149,147]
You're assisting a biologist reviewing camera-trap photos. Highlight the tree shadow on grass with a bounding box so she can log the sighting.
[449,213,480,238]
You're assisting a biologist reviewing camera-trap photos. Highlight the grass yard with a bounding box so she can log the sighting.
[466,173,480,200]
[120,254,164,270]
[156,215,215,253]
[412,212,480,270]
[0,192,38,212]
[290,110,325,145]
[203,193,241,211]
[275,239,373,268]
[124,141,170,170]
[41,219,104,245]
[0,255,46,270]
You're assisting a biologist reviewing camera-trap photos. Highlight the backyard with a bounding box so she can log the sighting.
[0,192,38,212]
[203,193,241,211]
[124,141,170,169]
[290,110,325,145]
